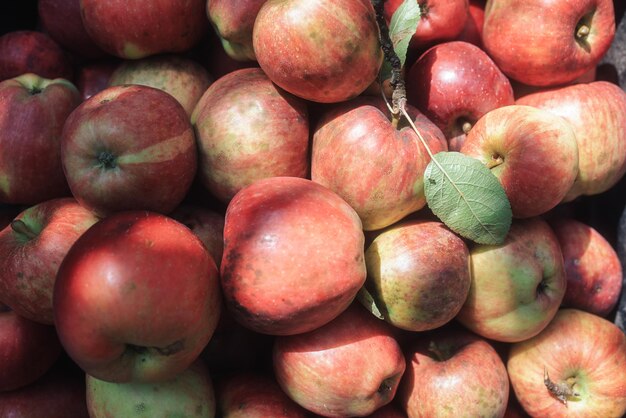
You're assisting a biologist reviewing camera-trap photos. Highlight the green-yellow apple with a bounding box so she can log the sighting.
[456,217,567,342]
[207,0,266,61]
[460,105,579,218]
[86,359,216,418]
[363,219,471,331]
[507,309,626,417]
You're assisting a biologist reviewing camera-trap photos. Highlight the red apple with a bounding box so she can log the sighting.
[0,306,62,392]
[60,84,197,217]
[460,105,579,218]
[273,303,406,417]
[0,73,81,205]
[456,217,567,342]
[0,197,100,324]
[482,0,615,86]
[86,359,216,417]
[406,41,515,151]
[38,0,106,59]
[221,176,366,336]
[399,325,510,418]
[363,219,471,331]
[53,210,222,383]
[252,0,383,103]
[207,0,267,61]
[456,0,485,48]
[79,0,208,59]
[311,96,447,231]
[170,204,225,269]
[507,309,626,417]
[108,54,213,117]
[0,356,89,418]
[550,217,622,317]
[385,0,469,53]
[191,68,309,204]
[75,59,119,101]
[0,30,73,81]
[216,371,311,417]
[516,81,626,201]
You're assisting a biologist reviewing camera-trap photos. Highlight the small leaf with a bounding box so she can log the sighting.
[357,286,385,320]
[424,151,512,245]
[378,0,421,81]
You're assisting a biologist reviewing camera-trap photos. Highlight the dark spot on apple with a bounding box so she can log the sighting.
[97,150,117,169]
[100,98,111,104]
[135,402,146,413]
[592,282,602,293]
[195,405,203,414]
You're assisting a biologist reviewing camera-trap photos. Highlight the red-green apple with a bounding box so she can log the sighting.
[38,0,106,59]
[399,325,510,418]
[79,0,208,59]
[170,204,225,269]
[216,371,310,417]
[0,356,89,417]
[252,0,383,103]
[0,197,100,324]
[456,217,567,342]
[482,0,615,86]
[53,211,222,383]
[0,30,73,81]
[60,84,198,217]
[86,359,216,418]
[550,217,622,317]
[460,104,579,218]
[192,68,309,204]
[221,176,366,336]
[385,0,469,53]
[406,40,514,151]
[456,0,485,48]
[108,54,213,117]
[207,0,266,61]
[0,73,80,205]
[516,81,626,201]
[507,309,626,417]
[273,303,406,417]
[0,306,62,392]
[363,219,471,331]
[311,96,447,231]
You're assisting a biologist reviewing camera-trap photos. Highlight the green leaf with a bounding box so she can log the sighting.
[379,0,421,81]
[357,286,385,320]
[424,151,512,245]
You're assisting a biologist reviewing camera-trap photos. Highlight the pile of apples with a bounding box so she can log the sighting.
[1,0,626,417]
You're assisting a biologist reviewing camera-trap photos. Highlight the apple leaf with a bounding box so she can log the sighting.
[378,0,421,81]
[357,287,385,320]
[424,151,512,245]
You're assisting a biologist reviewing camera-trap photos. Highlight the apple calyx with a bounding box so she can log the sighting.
[97,150,118,170]
[543,367,580,405]
[10,219,38,240]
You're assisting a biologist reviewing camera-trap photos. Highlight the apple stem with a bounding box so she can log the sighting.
[10,219,37,240]
[576,24,590,40]
[462,121,472,134]
[372,0,406,120]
